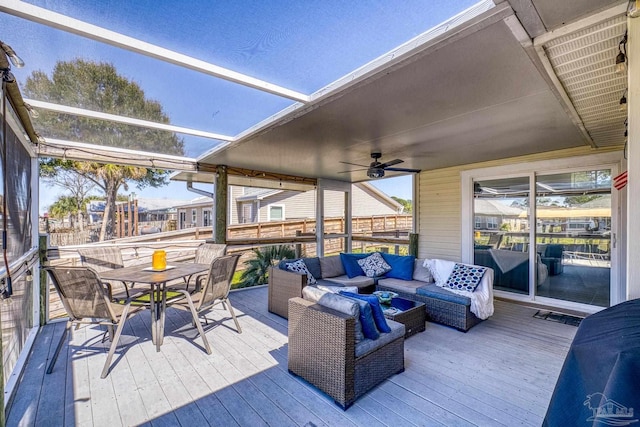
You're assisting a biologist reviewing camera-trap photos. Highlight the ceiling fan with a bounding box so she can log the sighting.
[339,152,420,178]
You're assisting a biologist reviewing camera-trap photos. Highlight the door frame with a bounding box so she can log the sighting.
[461,152,622,313]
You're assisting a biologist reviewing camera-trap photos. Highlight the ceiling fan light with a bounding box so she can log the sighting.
[367,168,385,179]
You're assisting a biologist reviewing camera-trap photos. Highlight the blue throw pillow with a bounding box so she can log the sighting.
[338,291,380,340]
[339,253,369,278]
[381,253,416,280]
[339,291,391,334]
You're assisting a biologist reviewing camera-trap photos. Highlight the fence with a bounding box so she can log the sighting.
[44,214,413,319]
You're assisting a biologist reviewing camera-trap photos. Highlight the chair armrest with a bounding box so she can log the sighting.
[268,266,307,318]
[288,298,356,393]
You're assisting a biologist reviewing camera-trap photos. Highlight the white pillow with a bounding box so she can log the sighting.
[425,258,457,287]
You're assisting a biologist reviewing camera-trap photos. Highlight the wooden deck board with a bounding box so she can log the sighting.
[7,286,577,426]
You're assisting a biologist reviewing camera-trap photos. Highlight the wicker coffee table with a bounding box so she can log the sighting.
[382,297,426,338]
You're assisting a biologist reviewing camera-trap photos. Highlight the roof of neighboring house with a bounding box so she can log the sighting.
[474,199,524,216]
[174,196,213,209]
[87,197,190,213]
[236,189,281,202]
[577,195,611,209]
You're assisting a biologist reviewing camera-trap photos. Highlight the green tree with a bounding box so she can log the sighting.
[236,245,296,288]
[40,165,96,231]
[25,59,184,240]
[48,196,79,229]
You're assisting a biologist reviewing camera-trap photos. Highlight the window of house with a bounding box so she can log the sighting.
[191,209,197,225]
[203,210,211,227]
[269,205,284,221]
[487,216,498,229]
[242,203,253,223]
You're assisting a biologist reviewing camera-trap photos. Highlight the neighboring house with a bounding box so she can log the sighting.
[86,198,186,224]
[175,182,403,229]
[473,199,525,231]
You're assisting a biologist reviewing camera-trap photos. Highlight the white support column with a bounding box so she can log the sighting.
[627,15,640,300]
[345,187,352,252]
[316,186,325,256]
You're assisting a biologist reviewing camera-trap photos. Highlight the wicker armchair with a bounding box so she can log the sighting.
[268,266,307,318]
[287,297,405,409]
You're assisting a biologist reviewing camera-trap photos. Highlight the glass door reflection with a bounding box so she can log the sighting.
[535,170,611,307]
[473,177,531,295]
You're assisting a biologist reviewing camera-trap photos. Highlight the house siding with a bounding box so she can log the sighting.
[418,146,621,261]
[254,184,401,222]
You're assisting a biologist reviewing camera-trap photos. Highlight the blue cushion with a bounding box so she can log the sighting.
[302,257,322,279]
[339,253,369,278]
[416,284,472,306]
[381,253,415,280]
[339,291,391,333]
[278,257,322,279]
[338,292,379,340]
[278,258,297,270]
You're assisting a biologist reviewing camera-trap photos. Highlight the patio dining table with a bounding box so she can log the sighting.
[101,262,210,352]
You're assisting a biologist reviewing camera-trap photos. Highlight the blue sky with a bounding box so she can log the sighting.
[3,1,477,212]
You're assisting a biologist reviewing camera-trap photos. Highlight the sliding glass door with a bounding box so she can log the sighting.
[470,166,614,309]
[535,170,611,307]
[473,177,531,295]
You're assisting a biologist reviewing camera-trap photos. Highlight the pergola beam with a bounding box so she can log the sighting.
[25,99,235,142]
[38,138,198,171]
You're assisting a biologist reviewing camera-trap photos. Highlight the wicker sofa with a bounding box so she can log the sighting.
[287,295,405,409]
[268,255,376,318]
[270,254,493,331]
[376,258,494,332]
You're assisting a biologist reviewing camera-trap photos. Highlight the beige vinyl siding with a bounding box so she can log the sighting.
[229,186,242,224]
[256,185,400,221]
[352,185,400,216]
[258,190,316,222]
[418,146,622,260]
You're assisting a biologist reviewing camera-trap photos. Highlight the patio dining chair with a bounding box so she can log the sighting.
[182,243,227,292]
[44,266,148,379]
[169,254,242,349]
[77,246,132,299]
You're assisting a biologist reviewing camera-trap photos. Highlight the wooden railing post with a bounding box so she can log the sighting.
[409,233,419,257]
[39,234,49,326]
[295,230,302,258]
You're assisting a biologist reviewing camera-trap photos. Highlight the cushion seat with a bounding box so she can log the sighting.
[416,283,471,306]
[355,319,404,358]
[376,278,425,295]
[322,274,375,288]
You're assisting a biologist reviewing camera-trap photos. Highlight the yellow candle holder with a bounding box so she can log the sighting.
[151,250,167,270]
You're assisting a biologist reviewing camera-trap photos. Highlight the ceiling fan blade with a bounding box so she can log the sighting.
[339,161,370,168]
[384,167,421,173]
[379,159,403,168]
[337,168,367,174]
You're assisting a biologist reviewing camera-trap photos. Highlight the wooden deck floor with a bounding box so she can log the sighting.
[7,286,577,426]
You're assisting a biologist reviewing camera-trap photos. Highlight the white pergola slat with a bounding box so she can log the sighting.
[0,0,310,103]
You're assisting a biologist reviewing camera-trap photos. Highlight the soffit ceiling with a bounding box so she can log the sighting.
[187,0,627,184]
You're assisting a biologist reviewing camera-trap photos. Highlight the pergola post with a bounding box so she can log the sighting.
[214,165,228,244]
